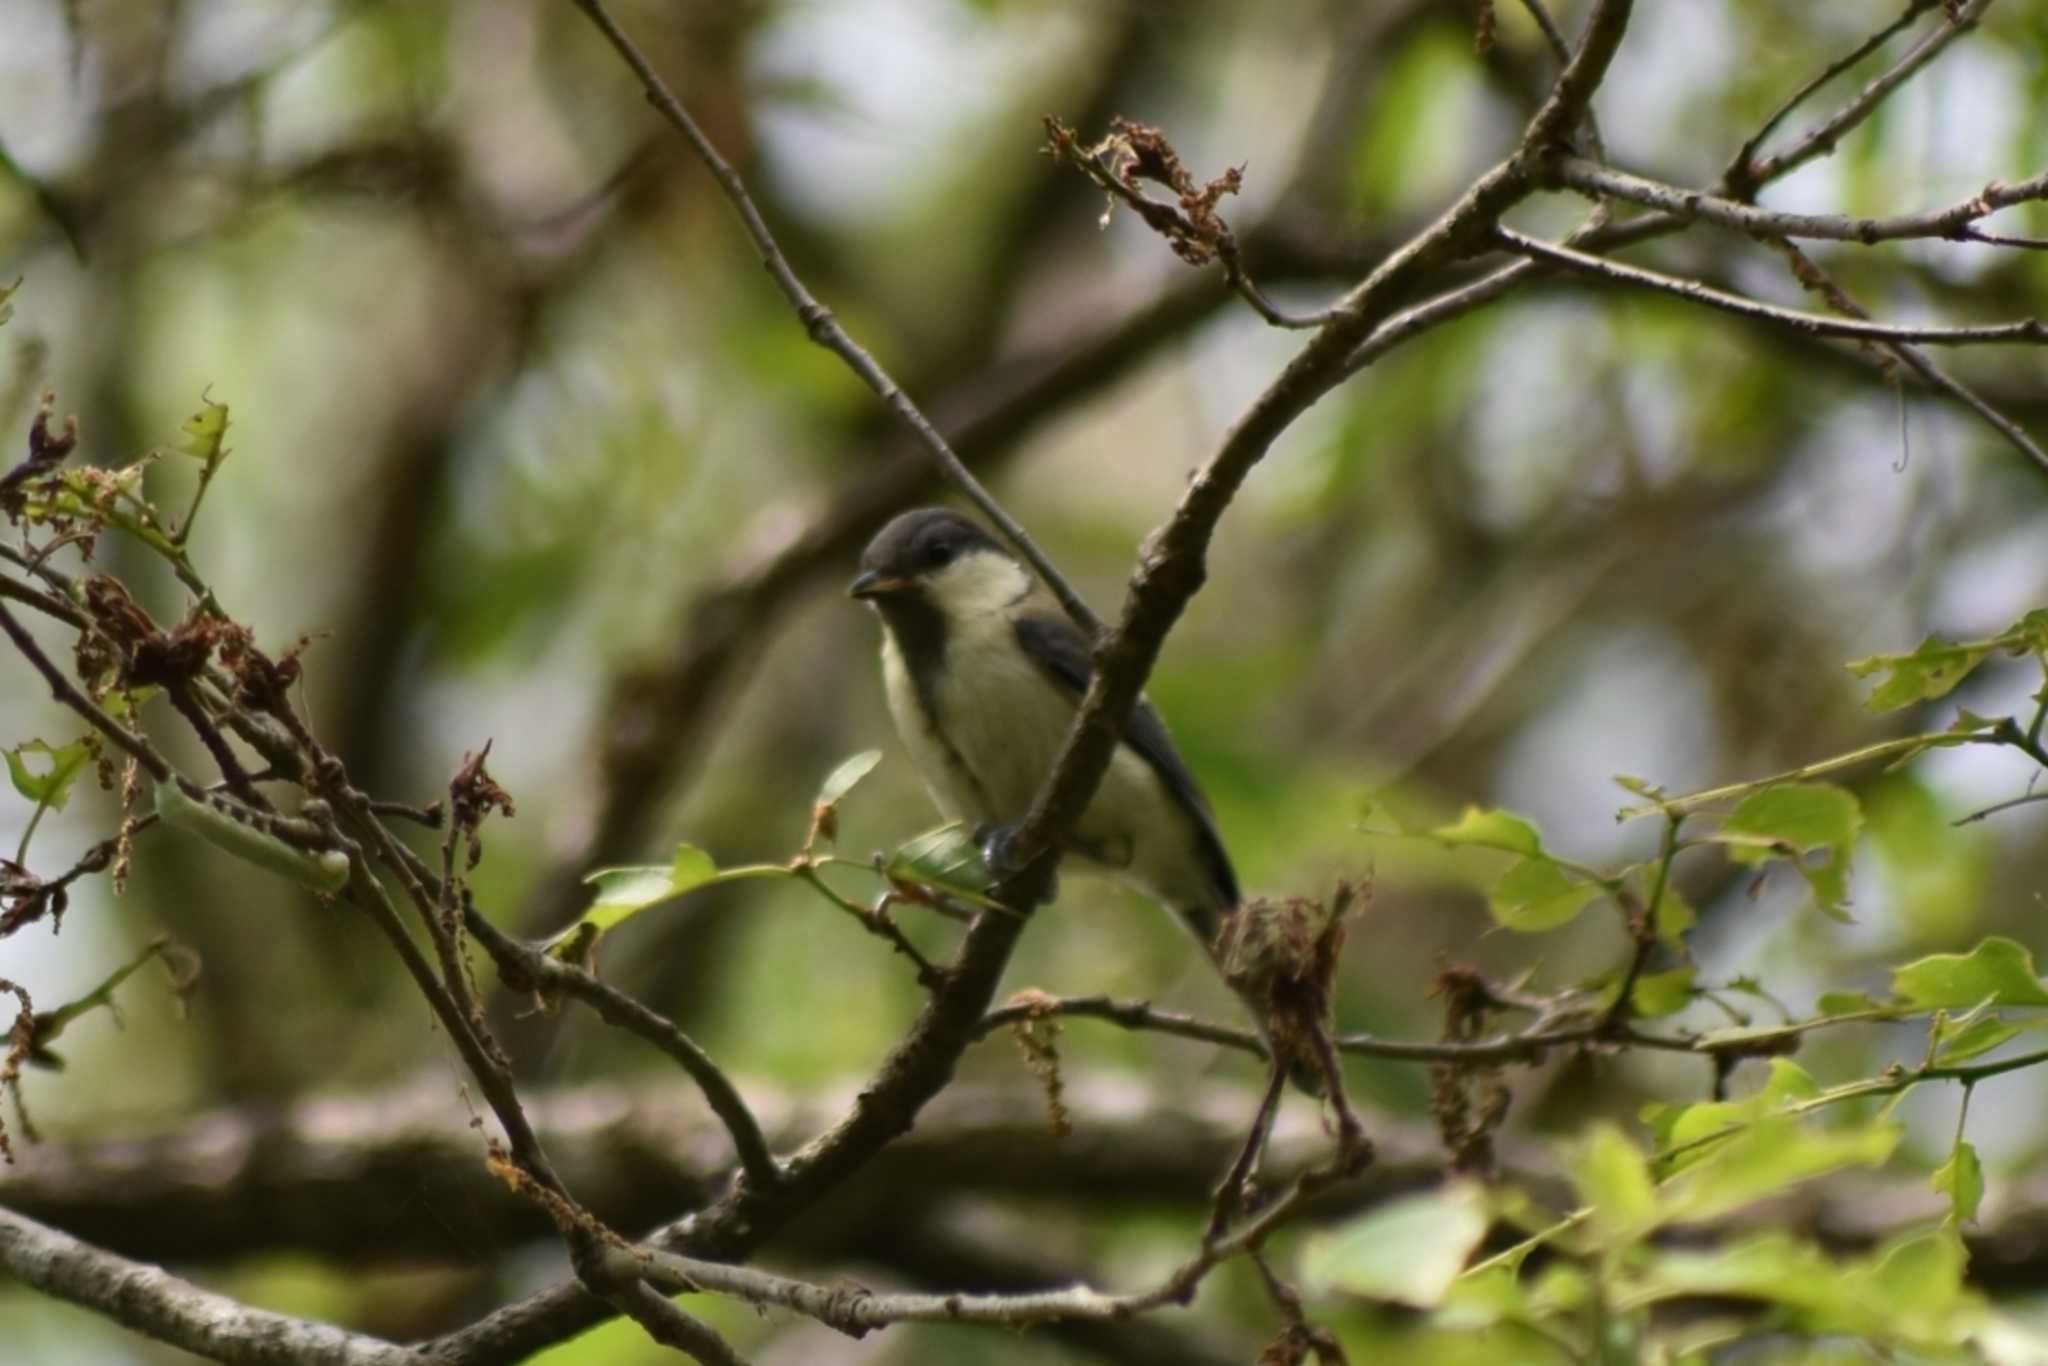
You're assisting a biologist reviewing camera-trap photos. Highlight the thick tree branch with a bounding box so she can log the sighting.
[1000,0,1639,906]
[0,1204,413,1366]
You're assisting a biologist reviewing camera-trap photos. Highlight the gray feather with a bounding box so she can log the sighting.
[1011,611,1239,917]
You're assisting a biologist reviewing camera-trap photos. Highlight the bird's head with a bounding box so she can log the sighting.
[849,508,1030,619]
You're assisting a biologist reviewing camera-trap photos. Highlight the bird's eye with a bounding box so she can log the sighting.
[924,540,955,568]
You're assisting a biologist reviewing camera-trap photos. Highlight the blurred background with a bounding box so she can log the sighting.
[3,0,2048,1360]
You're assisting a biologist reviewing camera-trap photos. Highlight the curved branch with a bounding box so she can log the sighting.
[463,909,782,1190]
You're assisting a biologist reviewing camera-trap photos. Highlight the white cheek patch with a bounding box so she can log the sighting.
[927,552,1032,618]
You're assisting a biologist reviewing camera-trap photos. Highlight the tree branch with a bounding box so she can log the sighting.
[1000,0,1639,905]
[1725,0,1944,189]
[1494,225,2048,349]
[0,1204,413,1366]
[1552,156,2048,245]
[1736,0,1995,194]
[566,0,1100,638]
[462,908,783,1191]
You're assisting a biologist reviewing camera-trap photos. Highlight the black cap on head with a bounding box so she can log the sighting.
[850,508,1006,596]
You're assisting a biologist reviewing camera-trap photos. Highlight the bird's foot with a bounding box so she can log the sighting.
[973,822,1054,896]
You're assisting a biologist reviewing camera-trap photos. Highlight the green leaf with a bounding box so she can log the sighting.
[1893,937,2048,1008]
[813,749,882,810]
[1847,635,1995,712]
[1651,883,1695,946]
[1933,1014,2018,1065]
[884,821,994,899]
[1628,1231,1838,1314]
[1570,1124,1658,1243]
[1631,966,1697,1018]
[1613,773,1665,802]
[1932,1141,1983,1226]
[1437,1265,1527,1329]
[177,390,230,468]
[559,843,728,953]
[1299,1181,1491,1308]
[1846,1230,1979,1345]
[1432,805,1544,855]
[1663,1114,1899,1222]
[1487,856,1598,932]
[1627,1229,1981,1348]
[1712,783,1861,918]
[1816,989,1882,1016]
[1716,784,1860,861]
[1848,612,2048,715]
[5,737,94,811]
[1652,1059,1821,1165]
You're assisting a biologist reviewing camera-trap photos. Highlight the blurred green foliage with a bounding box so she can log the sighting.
[3,0,2048,1361]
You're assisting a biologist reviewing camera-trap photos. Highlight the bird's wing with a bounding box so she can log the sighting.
[1011,608,1239,909]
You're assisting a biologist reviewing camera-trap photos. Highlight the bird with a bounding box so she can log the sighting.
[848,506,1240,969]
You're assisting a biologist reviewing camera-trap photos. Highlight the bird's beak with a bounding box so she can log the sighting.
[848,571,913,600]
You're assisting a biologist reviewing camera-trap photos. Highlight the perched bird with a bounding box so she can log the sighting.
[848,507,1239,957]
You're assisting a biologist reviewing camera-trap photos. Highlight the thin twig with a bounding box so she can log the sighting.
[1726,0,1942,190]
[567,0,1101,639]
[620,1137,1367,1335]
[608,1281,752,1366]
[1963,227,2048,250]
[1741,0,1994,192]
[0,602,170,782]
[462,908,785,1191]
[1553,156,2048,246]
[1494,225,2048,348]
[1954,790,2048,826]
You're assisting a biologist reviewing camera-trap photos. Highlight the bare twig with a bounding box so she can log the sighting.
[607,1280,752,1366]
[1553,157,2048,246]
[1726,0,1943,190]
[621,1133,1368,1336]
[567,0,1101,638]
[1963,227,2048,251]
[462,908,784,1191]
[1738,0,1994,194]
[1494,225,2048,349]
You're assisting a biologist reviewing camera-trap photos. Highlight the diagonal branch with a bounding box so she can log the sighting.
[566,0,1100,638]
[463,909,782,1190]
[1735,0,1996,195]
[999,0,1639,905]
[1725,0,1943,188]
[425,4,1640,1361]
